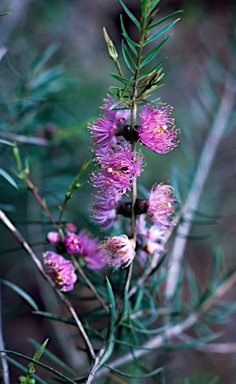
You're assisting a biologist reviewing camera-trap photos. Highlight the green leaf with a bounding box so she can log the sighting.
[105,277,116,342]
[1,280,38,311]
[147,10,183,30]
[145,19,180,45]
[118,0,140,29]
[122,41,137,72]
[0,350,77,384]
[5,356,47,384]
[111,72,132,85]
[28,339,76,376]
[104,364,163,378]
[0,139,14,146]
[116,287,128,325]
[120,14,139,55]
[31,43,59,74]
[0,168,18,189]
[140,36,169,68]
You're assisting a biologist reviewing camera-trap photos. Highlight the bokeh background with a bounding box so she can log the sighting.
[1,0,236,383]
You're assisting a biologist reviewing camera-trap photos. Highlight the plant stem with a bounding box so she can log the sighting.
[0,210,96,361]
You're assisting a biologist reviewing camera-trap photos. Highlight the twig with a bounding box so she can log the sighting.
[165,74,236,301]
[0,210,96,361]
[0,285,10,384]
[96,268,236,377]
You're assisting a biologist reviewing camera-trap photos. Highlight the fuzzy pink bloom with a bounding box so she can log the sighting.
[65,222,77,233]
[46,231,60,245]
[101,234,135,270]
[147,183,179,230]
[91,188,121,230]
[92,141,145,195]
[138,104,179,154]
[101,95,131,124]
[64,233,81,254]
[88,116,118,148]
[136,214,166,266]
[78,230,107,270]
[43,251,77,292]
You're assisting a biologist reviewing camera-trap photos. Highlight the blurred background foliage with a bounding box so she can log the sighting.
[1,0,236,383]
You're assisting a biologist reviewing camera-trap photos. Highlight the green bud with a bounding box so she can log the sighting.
[103,28,118,61]
[18,375,26,383]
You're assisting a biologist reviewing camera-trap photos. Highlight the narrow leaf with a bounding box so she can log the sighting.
[1,350,77,384]
[5,356,47,384]
[118,0,140,29]
[105,277,116,341]
[147,10,183,30]
[140,37,169,68]
[122,40,137,72]
[145,19,180,45]
[111,73,131,85]
[104,364,163,378]
[0,168,18,189]
[120,14,139,55]
[31,43,59,74]
[116,287,128,325]
[1,280,38,311]
[0,139,14,146]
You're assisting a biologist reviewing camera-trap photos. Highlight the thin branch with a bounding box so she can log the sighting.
[165,74,236,301]
[0,285,10,384]
[0,210,96,361]
[96,268,236,377]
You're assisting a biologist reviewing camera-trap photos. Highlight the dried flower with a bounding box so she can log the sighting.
[92,141,145,195]
[147,183,179,230]
[78,230,107,269]
[43,251,77,292]
[64,233,81,254]
[91,188,121,230]
[138,104,179,154]
[101,234,135,269]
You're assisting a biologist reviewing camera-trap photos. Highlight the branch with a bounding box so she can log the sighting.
[0,210,96,361]
[165,74,236,301]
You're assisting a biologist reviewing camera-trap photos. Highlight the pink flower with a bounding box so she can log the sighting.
[92,141,145,195]
[147,183,179,230]
[101,95,131,124]
[88,116,118,148]
[138,104,179,154]
[65,222,77,233]
[64,233,81,254]
[43,251,77,292]
[101,234,135,270]
[91,188,121,230]
[46,231,60,245]
[136,214,165,266]
[78,230,107,270]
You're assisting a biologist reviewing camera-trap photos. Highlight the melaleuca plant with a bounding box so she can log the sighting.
[1,1,236,384]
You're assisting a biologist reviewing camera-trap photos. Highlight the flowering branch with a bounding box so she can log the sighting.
[0,210,96,361]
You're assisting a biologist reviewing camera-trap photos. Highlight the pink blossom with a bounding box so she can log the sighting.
[64,233,81,254]
[88,116,118,148]
[65,222,77,233]
[147,183,179,230]
[92,141,145,195]
[78,230,107,270]
[46,231,60,245]
[101,95,131,124]
[43,251,77,292]
[136,214,166,266]
[138,104,179,154]
[91,188,121,230]
[101,234,135,270]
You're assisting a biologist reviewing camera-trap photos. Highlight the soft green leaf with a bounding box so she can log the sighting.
[145,19,180,45]
[111,72,132,85]
[32,339,49,362]
[118,0,140,29]
[5,356,47,384]
[120,14,139,55]
[28,339,76,376]
[1,280,38,311]
[0,350,77,384]
[0,139,14,146]
[140,36,169,68]
[31,44,59,74]
[0,169,18,189]
[105,277,116,341]
[122,41,137,72]
[104,364,163,378]
[147,10,183,30]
